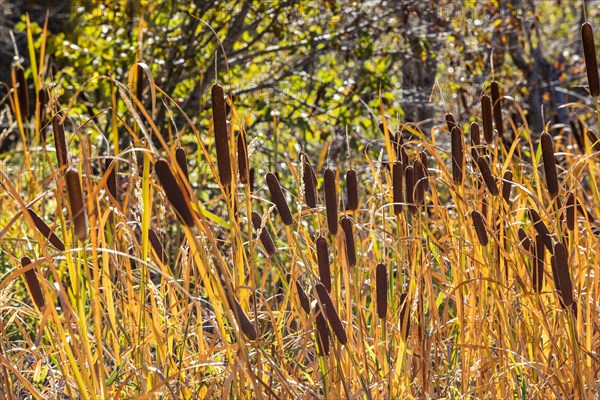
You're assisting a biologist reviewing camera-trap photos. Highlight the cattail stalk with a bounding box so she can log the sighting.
[323,168,338,235]
[65,168,88,242]
[582,22,600,97]
[266,172,293,225]
[211,84,232,186]
[346,169,359,211]
[376,263,387,319]
[541,132,559,198]
[154,160,195,227]
[22,257,44,309]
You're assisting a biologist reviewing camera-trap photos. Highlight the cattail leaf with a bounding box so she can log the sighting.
[154,160,195,227]
[376,263,388,319]
[582,22,600,97]
[266,172,293,225]
[323,168,338,235]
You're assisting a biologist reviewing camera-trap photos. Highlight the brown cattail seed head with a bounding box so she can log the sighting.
[533,234,545,292]
[471,210,488,246]
[413,159,426,205]
[392,161,403,215]
[582,22,600,97]
[175,146,190,184]
[27,208,65,251]
[346,169,359,211]
[316,236,331,292]
[471,121,481,147]
[341,217,356,267]
[451,126,464,185]
[303,160,317,209]
[154,160,195,227]
[65,168,88,242]
[445,112,457,132]
[541,132,559,198]
[52,114,69,168]
[551,242,574,311]
[517,227,532,254]
[314,301,330,356]
[405,165,416,213]
[315,283,347,345]
[529,209,553,251]
[22,257,44,309]
[148,228,167,265]
[296,281,311,315]
[323,168,338,235]
[490,81,503,137]
[566,192,575,231]
[376,263,388,319]
[230,296,257,340]
[211,84,232,186]
[251,212,276,256]
[481,95,494,144]
[476,157,499,196]
[399,292,411,340]
[237,129,249,184]
[15,65,29,120]
[266,172,293,225]
[104,157,117,201]
[502,169,513,205]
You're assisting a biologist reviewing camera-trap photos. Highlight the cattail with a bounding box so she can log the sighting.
[551,242,574,311]
[14,65,29,120]
[471,210,488,246]
[376,263,387,319]
[251,212,276,256]
[104,157,117,200]
[405,165,415,213]
[346,169,359,211]
[566,192,575,231]
[341,217,356,267]
[470,121,481,147]
[392,161,403,215]
[413,159,426,205]
[148,228,167,264]
[249,168,256,193]
[266,172,293,225]
[21,257,44,309]
[570,119,585,152]
[490,81,503,137]
[175,146,190,184]
[296,281,311,315]
[323,168,338,235]
[517,227,532,253]
[451,126,464,185]
[314,301,330,356]
[399,292,411,340]
[585,129,600,151]
[211,84,232,186]
[419,151,429,191]
[529,209,553,251]
[302,160,317,209]
[65,168,88,242]
[315,283,347,345]
[582,22,600,97]
[316,236,331,292]
[26,208,65,251]
[230,296,257,340]
[237,129,249,184]
[540,132,559,198]
[52,114,69,168]
[394,131,403,161]
[445,112,457,132]
[533,234,545,292]
[481,95,493,144]
[154,160,195,227]
[476,157,499,196]
[502,169,513,205]
[136,64,145,100]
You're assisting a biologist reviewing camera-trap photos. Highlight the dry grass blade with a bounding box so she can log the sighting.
[302,160,317,209]
[154,160,195,227]
[582,22,600,97]
[346,169,359,211]
[541,132,559,198]
[324,168,338,235]
[551,242,575,311]
[316,236,331,292]
[315,283,347,345]
[451,126,464,185]
[471,210,488,246]
[566,192,575,231]
[490,81,503,137]
[476,157,499,196]
[502,169,513,205]
[52,114,69,168]
[314,301,330,356]
[481,95,494,143]
[266,172,293,225]
[341,217,356,267]
[65,168,88,242]
[529,209,553,252]
[211,84,232,186]
[376,263,387,319]
[148,228,167,265]
[533,234,545,292]
[230,295,258,340]
[296,281,311,315]
[21,257,44,309]
[27,208,66,251]
[392,161,403,215]
[237,129,249,184]
[251,211,276,256]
